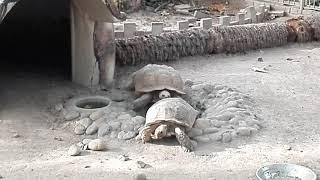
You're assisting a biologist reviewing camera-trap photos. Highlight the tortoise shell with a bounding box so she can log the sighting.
[145,98,198,130]
[133,64,185,94]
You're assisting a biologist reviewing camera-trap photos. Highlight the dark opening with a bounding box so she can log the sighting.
[76,100,110,109]
[0,0,71,78]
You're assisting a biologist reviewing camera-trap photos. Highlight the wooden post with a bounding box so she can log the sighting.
[300,0,305,14]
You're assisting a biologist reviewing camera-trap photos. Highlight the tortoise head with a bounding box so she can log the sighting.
[154,124,168,139]
[158,90,171,99]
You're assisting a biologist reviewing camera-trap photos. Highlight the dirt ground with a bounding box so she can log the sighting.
[1,41,320,180]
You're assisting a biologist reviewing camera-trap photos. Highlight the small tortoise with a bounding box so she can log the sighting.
[126,64,185,110]
[137,97,199,152]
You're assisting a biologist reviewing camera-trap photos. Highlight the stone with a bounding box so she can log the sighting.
[118,131,136,140]
[82,139,92,145]
[177,20,189,30]
[86,123,98,135]
[124,22,137,38]
[54,103,63,112]
[184,79,194,87]
[68,145,81,156]
[118,155,130,161]
[89,110,105,121]
[200,18,212,30]
[110,121,122,131]
[135,173,147,180]
[193,135,210,143]
[78,118,93,128]
[74,124,86,135]
[208,133,222,141]
[12,133,20,138]
[121,122,134,132]
[117,114,132,121]
[126,110,137,117]
[88,139,106,151]
[222,132,232,143]
[132,116,146,126]
[237,127,251,136]
[187,128,203,138]
[110,91,128,102]
[136,161,149,169]
[65,111,80,121]
[219,16,231,26]
[191,140,198,147]
[98,124,111,137]
[194,11,210,19]
[110,131,118,138]
[54,137,63,141]
[210,120,227,128]
[215,113,235,121]
[203,128,219,134]
[194,118,211,129]
[151,22,164,36]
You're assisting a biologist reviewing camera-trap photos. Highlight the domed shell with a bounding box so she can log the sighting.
[146,98,198,130]
[133,64,185,94]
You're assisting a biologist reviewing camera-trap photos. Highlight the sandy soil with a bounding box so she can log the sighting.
[1,42,320,180]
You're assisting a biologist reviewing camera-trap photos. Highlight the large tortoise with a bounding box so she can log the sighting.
[136,97,199,152]
[126,64,185,110]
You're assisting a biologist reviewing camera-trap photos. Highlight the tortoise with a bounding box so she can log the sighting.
[126,64,185,110]
[136,97,199,152]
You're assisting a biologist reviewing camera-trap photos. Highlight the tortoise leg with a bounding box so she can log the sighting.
[174,127,194,152]
[136,126,152,143]
[133,93,153,110]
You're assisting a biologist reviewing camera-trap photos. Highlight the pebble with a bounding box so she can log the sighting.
[74,124,86,135]
[12,133,20,138]
[226,101,239,108]
[184,79,194,87]
[194,118,211,129]
[54,103,64,112]
[215,113,235,121]
[68,145,81,156]
[187,128,203,138]
[118,131,136,140]
[121,122,134,132]
[257,57,264,62]
[54,137,63,141]
[222,132,232,143]
[88,139,107,151]
[135,173,147,180]
[193,135,210,143]
[132,116,146,126]
[109,121,122,131]
[209,120,227,128]
[237,127,251,136]
[89,110,105,121]
[136,161,148,169]
[203,127,219,134]
[208,133,222,141]
[118,155,130,161]
[86,123,98,135]
[117,114,132,121]
[65,111,80,121]
[78,118,93,128]
[98,124,111,137]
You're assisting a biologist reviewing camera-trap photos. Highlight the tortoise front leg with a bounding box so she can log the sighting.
[133,93,153,110]
[136,126,153,143]
[174,127,194,152]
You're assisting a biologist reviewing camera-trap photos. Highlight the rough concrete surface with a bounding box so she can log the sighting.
[1,42,320,179]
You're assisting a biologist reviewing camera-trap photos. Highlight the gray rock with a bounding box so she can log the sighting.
[203,127,219,134]
[184,79,194,87]
[193,135,210,143]
[68,145,81,156]
[110,91,128,102]
[136,161,150,169]
[194,118,211,129]
[237,127,251,136]
[74,124,86,135]
[110,131,118,138]
[12,133,20,138]
[135,173,147,180]
[98,124,111,137]
[89,110,105,121]
[132,116,146,126]
[208,133,222,141]
[222,132,232,143]
[118,131,136,140]
[118,155,130,161]
[126,110,137,117]
[215,113,235,121]
[78,118,93,128]
[65,111,80,121]
[121,122,134,132]
[86,123,98,135]
[110,121,122,131]
[117,114,132,121]
[191,140,198,147]
[88,139,106,151]
[187,128,203,138]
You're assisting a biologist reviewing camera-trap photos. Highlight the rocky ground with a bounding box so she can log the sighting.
[1,42,320,179]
